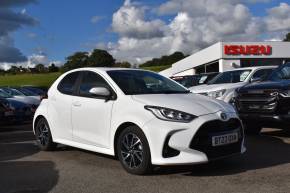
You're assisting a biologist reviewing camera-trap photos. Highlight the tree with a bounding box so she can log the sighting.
[63,52,89,71]
[114,61,131,68]
[35,63,46,73]
[283,32,290,42]
[8,66,20,74]
[87,49,115,67]
[139,51,186,67]
[48,63,59,72]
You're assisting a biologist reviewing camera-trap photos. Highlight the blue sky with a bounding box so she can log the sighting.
[1,0,290,69]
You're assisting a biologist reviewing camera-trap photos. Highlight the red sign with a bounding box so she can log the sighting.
[224,45,272,56]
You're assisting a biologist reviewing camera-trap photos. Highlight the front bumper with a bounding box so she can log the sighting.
[239,113,290,128]
[143,111,245,165]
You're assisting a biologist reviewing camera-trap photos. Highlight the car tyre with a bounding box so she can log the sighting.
[117,126,152,175]
[35,117,57,151]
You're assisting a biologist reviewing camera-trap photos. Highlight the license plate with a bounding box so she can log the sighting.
[212,132,238,146]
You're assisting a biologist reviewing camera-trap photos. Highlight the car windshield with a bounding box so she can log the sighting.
[107,70,190,95]
[269,63,290,81]
[208,70,251,84]
[17,88,38,96]
[0,89,13,98]
[2,88,25,96]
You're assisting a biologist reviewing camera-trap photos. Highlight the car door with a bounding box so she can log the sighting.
[71,71,115,148]
[48,71,81,140]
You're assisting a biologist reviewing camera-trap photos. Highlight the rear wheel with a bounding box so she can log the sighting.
[117,126,152,175]
[35,117,57,151]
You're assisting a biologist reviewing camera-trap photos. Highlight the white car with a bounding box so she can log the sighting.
[189,66,276,103]
[33,68,245,175]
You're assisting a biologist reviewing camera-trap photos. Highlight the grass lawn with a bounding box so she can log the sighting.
[0,72,62,88]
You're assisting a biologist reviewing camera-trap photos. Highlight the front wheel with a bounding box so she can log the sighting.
[117,126,152,175]
[34,117,57,151]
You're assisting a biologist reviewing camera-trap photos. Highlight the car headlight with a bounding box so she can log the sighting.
[279,90,290,98]
[144,105,197,123]
[207,89,226,99]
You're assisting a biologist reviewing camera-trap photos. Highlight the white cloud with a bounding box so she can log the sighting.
[90,15,104,24]
[112,0,167,39]
[100,0,290,65]
[265,3,290,31]
[0,54,62,70]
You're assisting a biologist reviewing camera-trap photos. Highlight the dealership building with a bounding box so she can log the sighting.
[160,41,290,77]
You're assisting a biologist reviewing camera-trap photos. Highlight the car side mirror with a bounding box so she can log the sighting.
[89,87,111,98]
[250,77,262,83]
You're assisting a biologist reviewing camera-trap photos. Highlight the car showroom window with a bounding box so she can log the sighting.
[79,71,111,97]
[57,72,80,95]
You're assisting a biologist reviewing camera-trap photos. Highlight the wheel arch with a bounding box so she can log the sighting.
[113,122,148,158]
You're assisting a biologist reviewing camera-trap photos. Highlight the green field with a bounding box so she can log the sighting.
[0,66,169,88]
[0,72,62,88]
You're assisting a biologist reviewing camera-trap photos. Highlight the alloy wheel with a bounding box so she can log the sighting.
[36,121,49,146]
[120,133,143,169]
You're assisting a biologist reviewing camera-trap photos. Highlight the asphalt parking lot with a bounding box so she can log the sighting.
[1,124,290,193]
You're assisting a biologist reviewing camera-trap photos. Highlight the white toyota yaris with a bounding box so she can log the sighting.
[33,68,245,175]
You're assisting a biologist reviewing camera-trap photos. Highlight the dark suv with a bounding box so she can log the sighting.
[236,62,290,134]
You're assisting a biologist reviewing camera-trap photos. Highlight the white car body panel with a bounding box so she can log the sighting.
[189,66,276,102]
[33,68,245,166]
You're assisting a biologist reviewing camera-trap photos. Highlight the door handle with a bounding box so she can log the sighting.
[72,101,81,107]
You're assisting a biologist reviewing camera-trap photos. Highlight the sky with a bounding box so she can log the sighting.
[1,0,290,70]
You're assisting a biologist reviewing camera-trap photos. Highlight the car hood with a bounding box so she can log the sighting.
[239,80,290,92]
[190,82,246,93]
[132,93,235,116]
[6,98,29,109]
[13,96,40,105]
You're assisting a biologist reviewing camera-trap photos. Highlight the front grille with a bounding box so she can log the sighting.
[237,90,278,113]
[190,119,243,160]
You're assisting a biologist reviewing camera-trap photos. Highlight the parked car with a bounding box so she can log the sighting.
[33,68,245,175]
[0,87,40,107]
[236,62,290,134]
[189,66,276,103]
[11,87,46,101]
[21,86,47,96]
[0,90,34,121]
[171,72,219,88]
[0,98,15,124]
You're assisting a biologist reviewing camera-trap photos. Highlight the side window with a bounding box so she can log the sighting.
[79,71,111,97]
[252,69,272,80]
[57,72,80,95]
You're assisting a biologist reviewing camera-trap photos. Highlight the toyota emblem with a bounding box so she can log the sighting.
[220,113,227,121]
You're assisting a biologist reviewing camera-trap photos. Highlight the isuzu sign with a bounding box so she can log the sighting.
[224,45,272,56]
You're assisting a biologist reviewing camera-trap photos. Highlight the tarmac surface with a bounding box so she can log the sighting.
[1,124,290,193]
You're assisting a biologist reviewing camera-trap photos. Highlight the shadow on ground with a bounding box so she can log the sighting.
[155,128,290,176]
[0,124,59,193]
